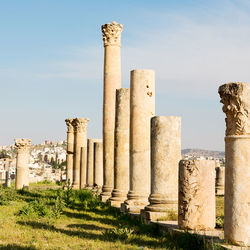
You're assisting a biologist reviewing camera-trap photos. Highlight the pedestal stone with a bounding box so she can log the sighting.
[72,118,89,190]
[218,82,250,246]
[65,118,74,185]
[110,88,130,207]
[121,69,155,213]
[86,139,102,189]
[80,147,87,189]
[15,138,31,189]
[101,21,123,202]
[142,116,181,221]
[94,141,103,194]
[215,166,225,196]
[178,160,216,230]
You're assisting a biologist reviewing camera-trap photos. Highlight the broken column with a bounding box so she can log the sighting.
[72,118,89,190]
[178,159,216,230]
[80,146,87,189]
[142,116,181,221]
[15,138,31,189]
[94,141,103,193]
[86,139,102,189]
[121,69,155,213]
[65,118,74,185]
[218,82,250,246]
[110,88,130,207]
[100,21,123,201]
[215,166,225,195]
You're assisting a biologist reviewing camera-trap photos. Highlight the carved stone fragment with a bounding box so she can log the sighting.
[178,160,215,230]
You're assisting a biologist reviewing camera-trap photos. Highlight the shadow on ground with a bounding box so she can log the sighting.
[0,244,36,250]
[17,220,167,249]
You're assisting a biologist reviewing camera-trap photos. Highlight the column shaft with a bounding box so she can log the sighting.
[142,116,181,221]
[101,21,123,201]
[218,82,250,246]
[72,118,89,190]
[94,141,103,193]
[215,166,225,195]
[86,139,102,188]
[15,139,31,189]
[122,69,155,213]
[80,146,87,189]
[110,88,130,207]
[65,119,74,184]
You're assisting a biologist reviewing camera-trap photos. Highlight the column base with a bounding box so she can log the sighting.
[141,210,173,222]
[109,189,127,208]
[121,195,149,213]
[215,186,224,196]
[100,185,113,202]
[72,183,80,190]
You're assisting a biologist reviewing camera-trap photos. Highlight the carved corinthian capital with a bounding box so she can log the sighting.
[15,138,31,153]
[73,118,89,133]
[65,118,74,133]
[102,21,123,47]
[218,82,250,136]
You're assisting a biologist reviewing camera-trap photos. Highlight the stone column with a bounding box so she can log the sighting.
[5,160,11,188]
[215,166,225,195]
[72,118,89,190]
[65,118,74,185]
[100,21,123,202]
[218,82,250,246]
[94,141,103,194]
[86,139,102,188]
[15,138,31,189]
[178,159,215,230]
[80,146,87,189]
[121,69,155,213]
[142,116,181,221]
[110,88,130,207]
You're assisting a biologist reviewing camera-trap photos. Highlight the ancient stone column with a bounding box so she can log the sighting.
[80,146,87,189]
[72,118,89,190]
[218,82,250,246]
[94,141,103,193]
[65,118,74,185]
[15,138,31,189]
[121,69,155,213]
[101,21,123,201]
[178,159,216,230]
[142,116,181,221]
[5,160,11,188]
[110,88,130,207]
[86,139,102,189]
[215,166,225,196]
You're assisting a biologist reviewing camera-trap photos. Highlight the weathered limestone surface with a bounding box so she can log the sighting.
[142,116,181,221]
[215,166,225,196]
[121,69,155,213]
[65,118,74,184]
[178,159,216,230]
[80,146,87,189]
[94,141,103,193]
[15,138,31,189]
[110,88,130,207]
[101,21,123,202]
[72,118,89,190]
[86,139,102,188]
[218,82,250,246]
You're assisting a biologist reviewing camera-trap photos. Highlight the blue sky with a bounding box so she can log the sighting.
[0,0,250,150]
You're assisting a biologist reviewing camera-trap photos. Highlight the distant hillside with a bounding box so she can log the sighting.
[182,149,225,158]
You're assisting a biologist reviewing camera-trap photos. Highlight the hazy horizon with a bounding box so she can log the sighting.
[1,0,250,151]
